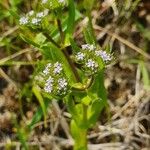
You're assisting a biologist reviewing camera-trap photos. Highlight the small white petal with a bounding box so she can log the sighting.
[36,12,45,18]
[28,10,34,16]
[76,52,85,61]
[43,63,51,75]
[95,50,112,62]
[44,76,54,93]
[86,59,98,70]
[53,62,62,74]
[19,16,28,25]
[43,9,49,16]
[31,18,41,25]
[57,78,68,91]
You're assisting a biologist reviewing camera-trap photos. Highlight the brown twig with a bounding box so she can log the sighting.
[94,25,150,60]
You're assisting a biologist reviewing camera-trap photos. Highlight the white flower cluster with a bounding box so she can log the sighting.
[75,52,85,61]
[80,44,112,62]
[43,63,51,75]
[57,78,68,93]
[74,44,113,74]
[44,76,54,93]
[41,62,68,96]
[95,50,112,62]
[53,62,63,74]
[43,62,63,76]
[19,9,49,26]
[85,59,98,71]
[19,17,28,25]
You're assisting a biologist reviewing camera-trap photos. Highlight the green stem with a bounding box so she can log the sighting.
[57,19,65,44]
[71,104,88,150]
[42,31,60,48]
[62,48,81,82]
[74,128,87,150]
[56,19,80,82]
[82,104,88,124]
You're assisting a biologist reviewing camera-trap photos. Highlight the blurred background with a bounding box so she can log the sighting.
[0,0,150,149]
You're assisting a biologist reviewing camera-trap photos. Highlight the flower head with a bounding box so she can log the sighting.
[43,63,51,75]
[36,12,45,18]
[31,18,41,25]
[86,59,98,71]
[36,61,69,97]
[95,50,112,62]
[57,77,68,92]
[19,16,28,25]
[28,10,34,16]
[75,52,85,61]
[53,62,63,74]
[44,76,54,93]
[19,9,49,27]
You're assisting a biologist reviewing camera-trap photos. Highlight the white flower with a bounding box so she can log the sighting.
[81,44,96,51]
[47,76,54,84]
[53,62,63,74]
[36,10,48,18]
[19,16,28,25]
[42,0,48,4]
[36,12,45,18]
[76,52,85,61]
[57,78,68,91]
[31,18,41,25]
[43,9,49,16]
[95,50,112,62]
[44,76,54,93]
[43,63,51,75]
[86,59,98,70]
[28,10,34,16]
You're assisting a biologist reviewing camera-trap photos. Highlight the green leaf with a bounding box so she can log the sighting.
[65,0,75,45]
[90,70,107,102]
[140,62,150,89]
[13,117,29,150]
[70,120,79,139]
[83,24,96,45]
[70,120,87,149]
[70,38,81,53]
[28,98,50,130]
[82,95,92,106]
[20,33,40,48]
[16,128,28,150]
[83,0,96,11]
[34,33,46,45]
[32,85,47,126]
[40,43,77,83]
[87,99,104,127]
[66,94,79,121]
[51,10,81,42]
